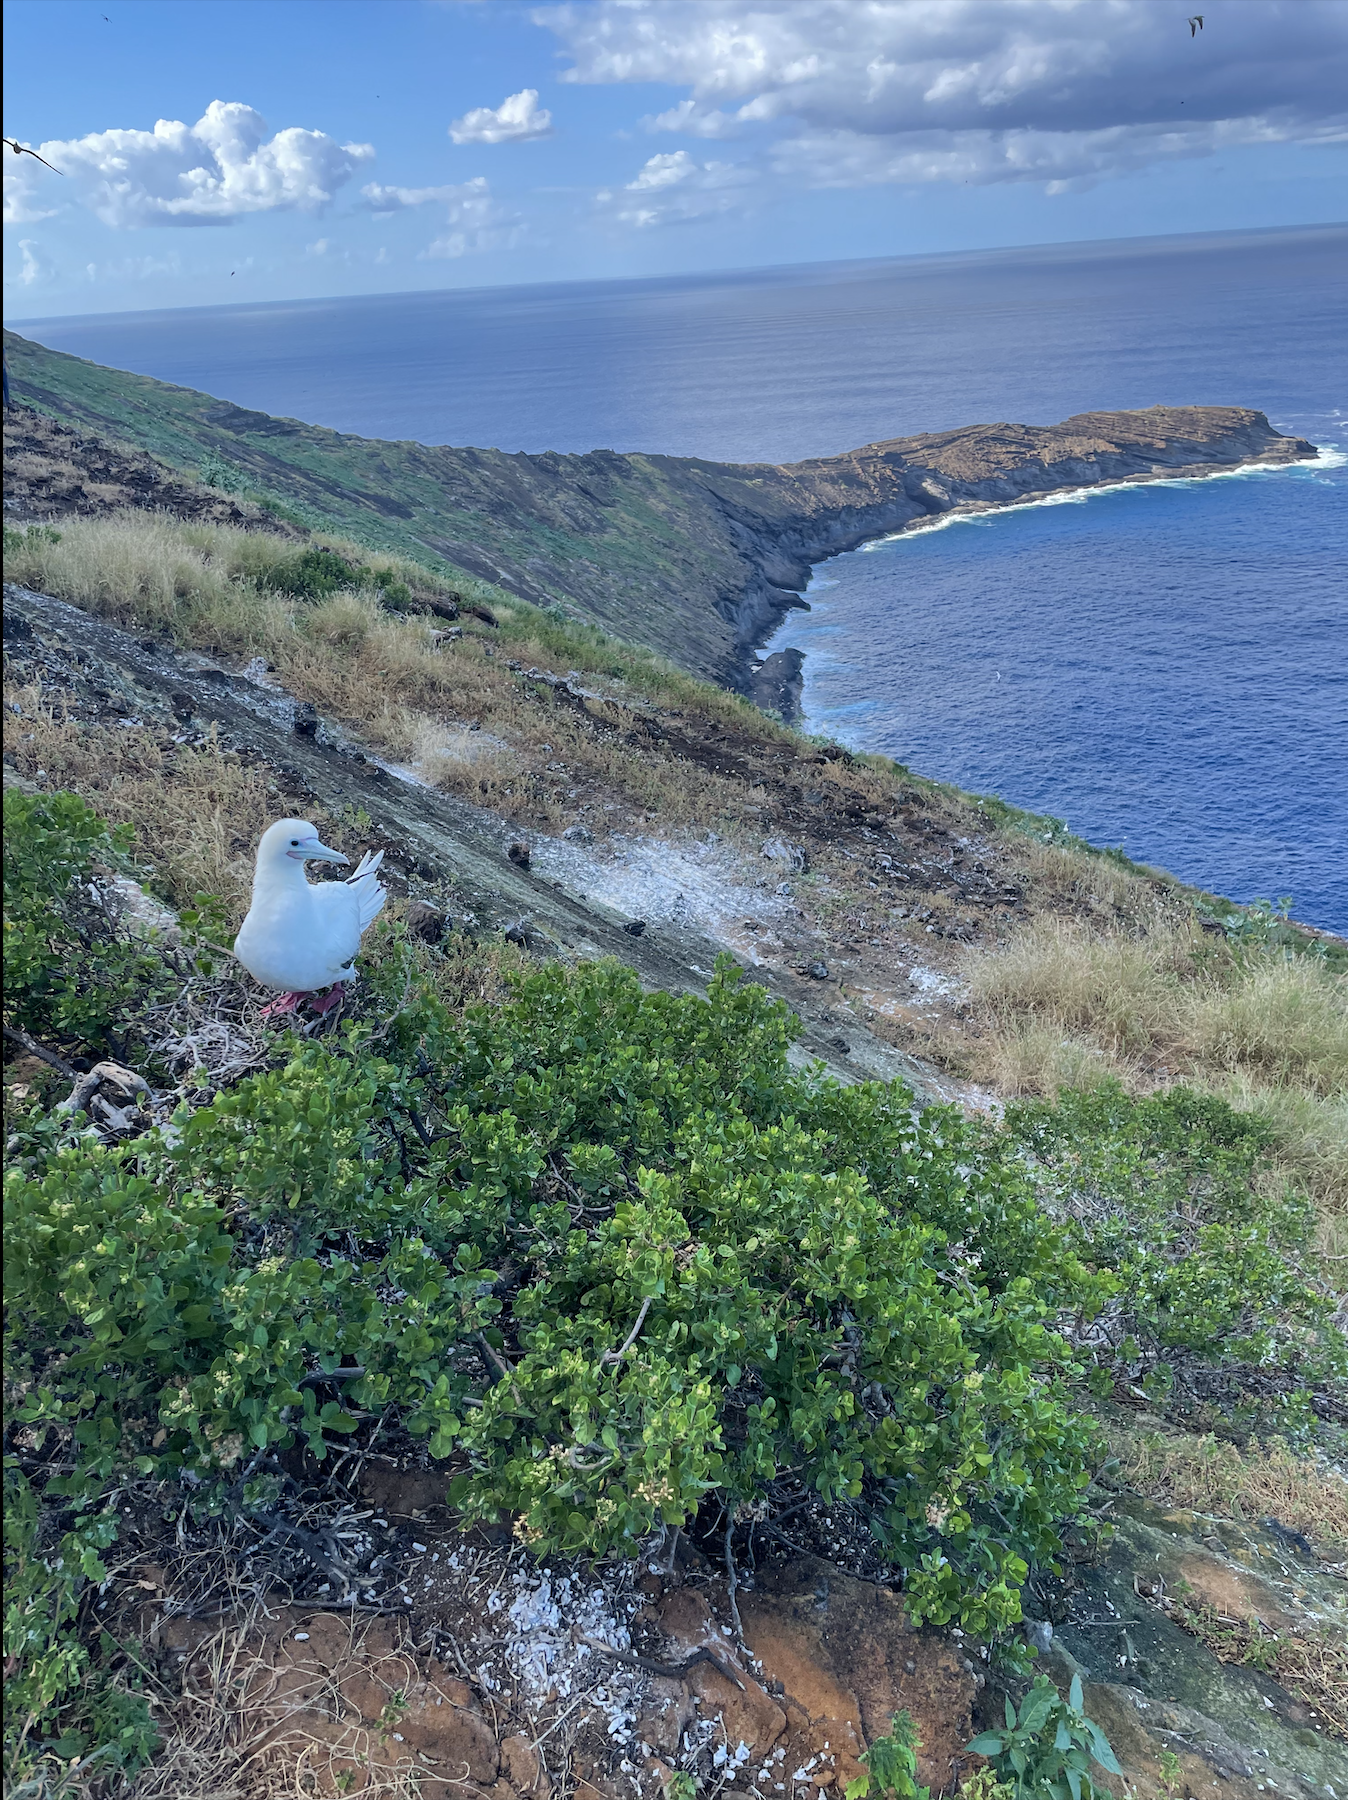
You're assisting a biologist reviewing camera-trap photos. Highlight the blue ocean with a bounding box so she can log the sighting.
[15,225,1347,930]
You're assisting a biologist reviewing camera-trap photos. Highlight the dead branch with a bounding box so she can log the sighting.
[578,1634,746,1690]
[3,1020,76,1076]
[601,1296,652,1366]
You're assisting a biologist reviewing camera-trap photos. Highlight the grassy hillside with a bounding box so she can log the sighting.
[3,432,1343,1798]
[4,328,778,684]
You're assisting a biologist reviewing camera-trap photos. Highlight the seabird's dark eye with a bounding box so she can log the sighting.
[290,839,299,846]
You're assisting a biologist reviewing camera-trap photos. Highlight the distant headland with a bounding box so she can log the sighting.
[3,332,1316,716]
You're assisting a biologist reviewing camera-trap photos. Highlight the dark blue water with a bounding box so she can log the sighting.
[769,461,1347,930]
[14,225,1347,927]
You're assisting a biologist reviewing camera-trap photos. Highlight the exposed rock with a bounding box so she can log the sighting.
[741,1557,977,1796]
[635,1677,697,1755]
[763,838,810,874]
[652,1589,790,1762]
[1043,1497,1348,1798]
[502,1732,551,1798]
[751,647,805,721]
[405,898,448,943]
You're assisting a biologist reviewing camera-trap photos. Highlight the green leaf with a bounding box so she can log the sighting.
[965,1736,1005,1758]
[1085,1728,1121,1775]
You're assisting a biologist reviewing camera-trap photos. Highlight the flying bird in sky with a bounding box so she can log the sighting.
[3,137,63,174]
[1189,15,1203,34]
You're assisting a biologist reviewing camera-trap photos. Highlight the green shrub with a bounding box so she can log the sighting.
[2,790,167,1051]
[372,566,413,610]
[2,1468,157,1787]
[1003,1084,1344,1419]
[5,956,1110,1638]
[3,521,61,558]
[257,544,359,599]
[198,450,247,494]
[967,1675,1121,1800]
[5,797,1339,1786]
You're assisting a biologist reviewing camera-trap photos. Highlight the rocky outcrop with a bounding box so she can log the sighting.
[665,406,1317,685]
[740,1557,979,1794]
[4,333,1317,704]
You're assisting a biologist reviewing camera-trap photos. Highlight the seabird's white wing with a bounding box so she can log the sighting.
[311,881,365,973]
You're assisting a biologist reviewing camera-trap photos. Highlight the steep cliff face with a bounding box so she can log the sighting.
[4,332,1315,695]
[651,406,1318,663]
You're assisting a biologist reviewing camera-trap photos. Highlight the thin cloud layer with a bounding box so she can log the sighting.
[449,89,554,145]
[4,101,373,228]
[602,148,757,226]
[542,0,1348,192]
[361,175,524,257]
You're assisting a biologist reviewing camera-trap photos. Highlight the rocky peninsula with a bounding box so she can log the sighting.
[4,334,1315,709]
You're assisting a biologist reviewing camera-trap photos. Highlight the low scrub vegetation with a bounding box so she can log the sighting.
[962,906,1348,1241]
[4,791,1342,1788]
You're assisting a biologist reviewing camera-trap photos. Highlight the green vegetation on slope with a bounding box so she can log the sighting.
[5,329,774,684]
[4,790,1342,1787]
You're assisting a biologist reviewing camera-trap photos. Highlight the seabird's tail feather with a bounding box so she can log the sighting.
[347,849,384,884]
[346,849,387,931]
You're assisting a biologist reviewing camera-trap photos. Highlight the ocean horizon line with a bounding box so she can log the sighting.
[10,218,1347,334]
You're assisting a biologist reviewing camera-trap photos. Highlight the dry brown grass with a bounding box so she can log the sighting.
[960,907,1348,1228]
[964,908,1200,1056]
[4,680,285,913]
[1011,837,1163,921]
[119,1612,427,1800]
[1112,1424,1348,1558]
[5,513,788,840]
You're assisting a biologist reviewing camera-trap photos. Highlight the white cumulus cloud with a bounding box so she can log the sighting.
[359,181,471,212]
[540,0,1348,192]
[10,101,374,228]
[5,238,56,287]
[449,88,554,145]
[4,159,62,226]
[642,99,746,138]
[602,149,757,227]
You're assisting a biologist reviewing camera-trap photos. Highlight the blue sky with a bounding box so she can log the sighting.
[5,0,1346,318]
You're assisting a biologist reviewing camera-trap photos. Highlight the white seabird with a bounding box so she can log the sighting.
[234,818,387,1018]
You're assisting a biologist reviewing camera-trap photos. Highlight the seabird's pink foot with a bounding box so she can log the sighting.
[307,985,345,1018]
[260,991,305,1020]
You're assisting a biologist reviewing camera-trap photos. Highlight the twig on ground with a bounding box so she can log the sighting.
[579,1635,745,1690]
[249,1509,352,1594]
[724,1519,745,1650]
